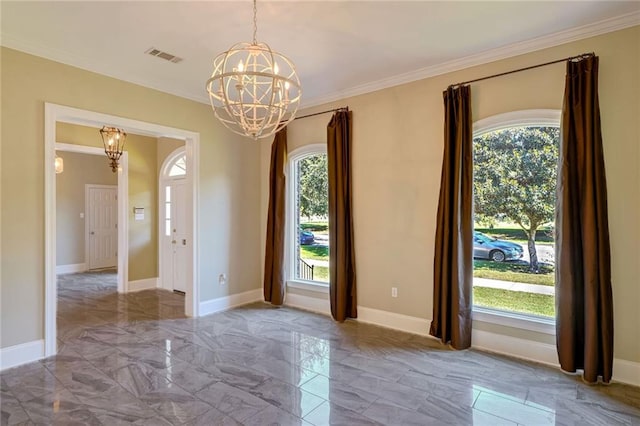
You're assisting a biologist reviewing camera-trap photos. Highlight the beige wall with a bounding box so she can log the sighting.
[261,26,640,363]
[157,137,185,176]
[55,152,117,266]
[56,123,160,281]
[1,47,262,349]
[126,132,158,281]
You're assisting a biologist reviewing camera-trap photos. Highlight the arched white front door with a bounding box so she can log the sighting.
[160,148,188,293]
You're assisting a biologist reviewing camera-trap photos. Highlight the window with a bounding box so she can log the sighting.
[168,155,186,177]
[165,186,172,236]
[472,111,559,322]
[288,145,329,286]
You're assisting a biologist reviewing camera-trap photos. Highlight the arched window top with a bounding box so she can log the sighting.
[288,143,327,163]
[473,109,560,136]
[169,155,186,177]
[161,147,186,178]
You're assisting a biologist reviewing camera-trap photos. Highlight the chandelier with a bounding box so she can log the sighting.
[206,0,301,140]
[99,126,127,172]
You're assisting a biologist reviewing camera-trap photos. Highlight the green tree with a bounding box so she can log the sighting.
[474,127,559,272]
[298,154,328,219]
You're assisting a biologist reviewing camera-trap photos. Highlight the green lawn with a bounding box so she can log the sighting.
[300,220,556,314]
[473,260,554,286]
[301,245,329,260]
[314,266,329,282]
[474,287,555,317]
[301,222,328,232]
[476,227,554,245]
[299,222,329,281]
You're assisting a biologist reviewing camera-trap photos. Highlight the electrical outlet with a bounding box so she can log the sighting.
[391,287,398,298]
[218,273,227,285]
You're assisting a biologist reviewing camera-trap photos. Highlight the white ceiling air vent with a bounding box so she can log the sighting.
[145,47,183,64]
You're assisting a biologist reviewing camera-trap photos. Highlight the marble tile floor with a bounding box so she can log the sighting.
[2,270,639,425]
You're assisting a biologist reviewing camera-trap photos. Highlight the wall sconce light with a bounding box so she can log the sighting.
[55,156,64,174]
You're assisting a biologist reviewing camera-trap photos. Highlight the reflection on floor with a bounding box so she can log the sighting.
[1,271,639,425]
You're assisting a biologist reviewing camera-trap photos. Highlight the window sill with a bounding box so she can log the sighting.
[287,280,329,294]
[473,306,556,335]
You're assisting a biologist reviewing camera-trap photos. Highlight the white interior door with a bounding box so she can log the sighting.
[162,179,188,292]
[87,185,117,269]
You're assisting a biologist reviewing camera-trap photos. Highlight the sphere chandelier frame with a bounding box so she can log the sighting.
[206,0,302,140]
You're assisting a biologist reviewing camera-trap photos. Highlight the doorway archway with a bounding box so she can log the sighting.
[44,103,200,357]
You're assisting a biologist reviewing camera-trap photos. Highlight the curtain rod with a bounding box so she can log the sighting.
[448,52,595,89]
[294,107,349,121]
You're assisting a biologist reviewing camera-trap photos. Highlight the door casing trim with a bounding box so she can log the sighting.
[45,103,200,357]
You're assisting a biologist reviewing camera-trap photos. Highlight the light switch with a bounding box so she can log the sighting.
[80,212,84,219]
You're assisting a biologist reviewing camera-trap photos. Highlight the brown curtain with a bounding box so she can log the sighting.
[556,55,613,383]
[429,85,473,350]
[327,110,357,321]
[263,128,288,305]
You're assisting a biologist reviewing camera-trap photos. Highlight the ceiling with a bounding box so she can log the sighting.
[2,1,639,108]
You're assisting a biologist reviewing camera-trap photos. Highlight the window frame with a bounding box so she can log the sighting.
[286,144,330,292]
[472,109,560,335]
[160,147,187,178]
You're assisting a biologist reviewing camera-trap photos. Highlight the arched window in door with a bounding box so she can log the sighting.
[168,154,186,177]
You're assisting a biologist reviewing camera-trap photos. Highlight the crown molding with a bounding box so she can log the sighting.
[0,33,210,105]
[300,11,640,108]
[2,11,638,110]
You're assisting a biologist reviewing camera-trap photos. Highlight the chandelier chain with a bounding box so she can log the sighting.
[252,0,258,44]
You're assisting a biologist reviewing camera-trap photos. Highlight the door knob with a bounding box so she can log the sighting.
[182,239,187,245]
[171,240,176,244]
[90,231,95,235]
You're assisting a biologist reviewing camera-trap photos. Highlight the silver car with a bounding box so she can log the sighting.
[473,231,524,262]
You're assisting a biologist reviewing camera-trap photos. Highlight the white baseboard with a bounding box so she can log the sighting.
[472,330,640,387]
[284,292,331,315]
[471,329,559,367]
[283,293,431,336]
[612,358,640,387]
[56,263,86,274]
[0,340,45,371]
[199,289,262,316]
[128,277,158,292]
[357,306,431,337]
[281,292,639,387]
